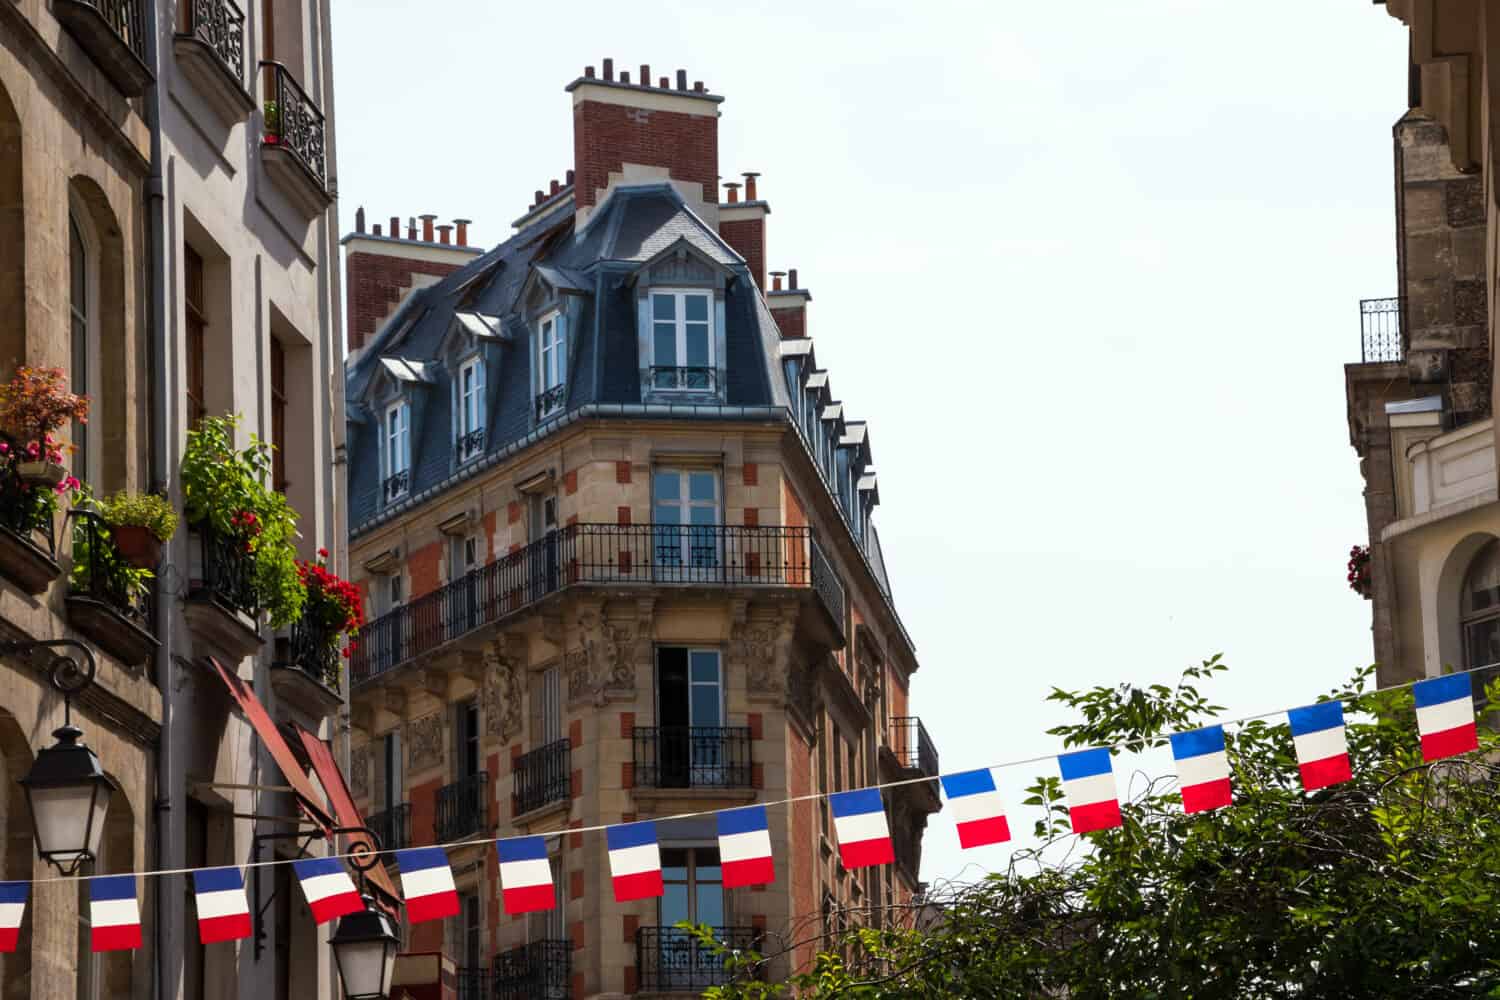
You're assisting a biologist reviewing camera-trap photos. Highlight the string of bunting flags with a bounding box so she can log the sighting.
[0,667,1485,953]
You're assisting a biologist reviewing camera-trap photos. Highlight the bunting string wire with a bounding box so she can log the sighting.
[6,661,1492,888]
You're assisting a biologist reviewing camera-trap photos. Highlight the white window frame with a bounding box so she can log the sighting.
[68,198,102,488]
[457,357,485,461]
[384,399,410,499]
[649,289,715,391]
[537,312,565,417]
[652,468,722,574]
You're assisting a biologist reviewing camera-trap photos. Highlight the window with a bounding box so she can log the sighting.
[454,890,483,994]
[656,648,723,786]
[270,337,287,491]
[527,856,565,943]
[447,534,480,638]
[454,699,480,781]
[69,215,90,478]
[380,730,403,810]
[1463,540,1500,673]
[384,400,410,501]
[532,664,562,746]
[661,846,724,928]
[457,357,485,461]
[185,245,207,429]
[653,469,720,576]
[650,290,714,390]
[537,314,566,418]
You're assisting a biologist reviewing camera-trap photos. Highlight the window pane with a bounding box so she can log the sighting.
[688,506,715,526]
[689,652,719,684]
[695,883,724,927]
[691,685,720,728]
[684,295,708,322]
[1467,618,1500,669]
[685,324,709,366]
[654,323,677,366]
[661,884,690,926]
[653,294,676,320]
[655,471,681,501]
[688,472,715,502]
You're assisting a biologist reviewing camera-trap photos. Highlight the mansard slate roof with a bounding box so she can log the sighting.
[344,182,896,606]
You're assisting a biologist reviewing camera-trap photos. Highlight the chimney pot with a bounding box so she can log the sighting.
[640,64,650,86]
[771,271,786,291]
[659,76,669,88]
[694,80,704,92]
[389,215,399,237]
[534,189,545,206]
[675,69,687,90]
[420,213,437,242]
[407,217,417,240]
[724,181,741,204]
[789,268,799,290]
[372,223,382,236]
[550,179,560,195]
[437,225,453,245]
[454,219,471,246]
[603,58,614,81]
[742,171,760,201]
[355,206,366,233]
[585,65,595,78]
[566,168,575,184]
[620,71,630,84]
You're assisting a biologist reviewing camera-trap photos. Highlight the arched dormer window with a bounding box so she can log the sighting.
[1462,540,1500,672]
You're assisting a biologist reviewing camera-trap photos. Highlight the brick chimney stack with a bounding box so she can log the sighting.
[565,60,724,228]
[720,171,769,290]
[767,264,810,339]
[341,210,485,354]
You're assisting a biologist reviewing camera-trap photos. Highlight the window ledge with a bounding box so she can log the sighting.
[173,34,255,127]
[511,797,570,830]
[260,140,332,219]
[630,787,758,810]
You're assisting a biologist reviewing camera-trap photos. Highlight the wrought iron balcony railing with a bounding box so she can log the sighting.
[0,462,57,558]
[456,428,485,463]
[434,771,489,842]
[54,0,151,94]
[633,727,752,789]
[513,739,571,816]
[383,469,409,503]
[535,384,567,422]
[68,510,152,629]
[649,366,718,392]
[889,716,939,780]
[189,521,257,617]
[273,617,340,690]
[260,61,327,187]
[178,0,246,86]
[351,524,844,686]
[367,803,410,853]
[1360,296,1404,364]
[494,940,571,1000]
[637,926,757,992]
[453,966,491,1000]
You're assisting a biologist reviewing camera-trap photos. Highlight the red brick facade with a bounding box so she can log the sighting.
[771,304,806,340]
[572,98,718,212]
[346,251,464,353]
[720,217,766,289]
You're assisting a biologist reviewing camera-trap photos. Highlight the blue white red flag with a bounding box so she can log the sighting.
[1287,701,1351,790]
[191,867,251,943]
[1058,748,1122,833]
[607,821,664,902]
[89,875,141,952]
[291,858,363,925]
[1169,725,1232,813]
[830,789,894,868]
[0,882,25,952]
[396,848,460,923]
[1413,674,1478,761]
[716,805,775,888]
[496,837,554,915]
[939,769,1010,848]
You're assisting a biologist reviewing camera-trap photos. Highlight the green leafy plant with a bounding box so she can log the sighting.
[180,414,304,626]
[263,100,280,139]
[98,491,178,542]
[69,518,153,603]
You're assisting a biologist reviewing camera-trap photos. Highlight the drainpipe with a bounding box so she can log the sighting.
[141,2,175,1000]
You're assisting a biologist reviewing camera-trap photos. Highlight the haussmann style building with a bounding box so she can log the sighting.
[342,59,940,1000]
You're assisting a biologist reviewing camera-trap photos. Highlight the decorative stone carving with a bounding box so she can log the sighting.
[407,712,444,772]
[349,744,370,799]
[743,606,799,699]
[483,639,523,741]
[567,603,648,704]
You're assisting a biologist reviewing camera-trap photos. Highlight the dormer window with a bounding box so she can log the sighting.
[456,357,485,463]
[649,290,714,391]
[384,400,411,502]
[537,313,566,421]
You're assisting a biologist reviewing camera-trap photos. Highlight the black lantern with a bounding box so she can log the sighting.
[329,895,400,999]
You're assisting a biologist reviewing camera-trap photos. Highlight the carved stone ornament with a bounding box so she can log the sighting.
[567,606,645,704]
[407,712,445,772]
[349,743,371,799]
[483,640,523,741]
[742,607,798,700]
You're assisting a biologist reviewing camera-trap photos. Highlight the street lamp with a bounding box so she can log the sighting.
[328,826,399,1000]
[5,639,114,875]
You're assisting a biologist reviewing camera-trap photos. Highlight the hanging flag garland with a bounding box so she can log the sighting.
[939,769,1010,848]
[606,821,664,902]
[1287,701,1351,790]
[1413,674,1478,761]
[395,848,460,923]
[191,867,252,944]
[88,876,141,953]
[0,882,26,953]
[717,805,776,888]
[830,788,895,868]
[291,858,363,925]
[1170,725,1232,814]
[1058,748,1122,833]
[496,836,553,915]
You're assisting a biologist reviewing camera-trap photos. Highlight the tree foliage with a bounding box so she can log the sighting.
[698,658,1500,999]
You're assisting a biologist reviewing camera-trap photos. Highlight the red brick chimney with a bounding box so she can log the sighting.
[566,61,723,226]
[342,208,485,354]
[767,267,810,339]
[719,170,768,290]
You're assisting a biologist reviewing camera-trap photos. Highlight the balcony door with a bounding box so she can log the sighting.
[448,533,480,639]
[653,469,720,581]
[527,492,559,599]
[656,649,723,787]
[653,847,726,989]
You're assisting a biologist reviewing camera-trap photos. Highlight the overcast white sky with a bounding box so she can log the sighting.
[330,1,1409,883]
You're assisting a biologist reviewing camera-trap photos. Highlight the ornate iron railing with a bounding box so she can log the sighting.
[535,384,567,422]
[0,462,57,557]
[351,524,838,685]
[513,739,571,816]
[274,617,340,689]
[493,940,571,1000]
[637,926,757,992]
[68,510,152,628]
[1360,297,1404,363]
[889,716,939,779]
[453,966,491,1000]
[367,803,410,853]
[382,469,409,503]
[260,61,327,187]
[72,0,148,63]
[190,521,257,617]
[434,771,488,842]
[633,727,752,789]
[456,428,485,463]
[178,0,246,86]
[649,366,718,391]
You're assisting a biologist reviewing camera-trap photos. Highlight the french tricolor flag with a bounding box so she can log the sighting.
[939,769,1010,849]
[716,805,775,889]
[191,867,252,944]
[396,847,460,923]
[1058,748,1122,833]
[607,821,664,902]
[1169,725,1232,813]
[89,875,141,952]
[1414,673,1479,761]
[496,836,554,915]
[291,858,364,925]
[830,789,894,868]
[1287,701,1352,790]
[0,882,26,952]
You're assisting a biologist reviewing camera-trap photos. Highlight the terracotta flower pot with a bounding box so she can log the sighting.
[110,524,162,570]
[17,460,65,487]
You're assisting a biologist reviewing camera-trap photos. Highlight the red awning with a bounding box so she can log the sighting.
[293,723,403,906]
[206,656,335,832]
